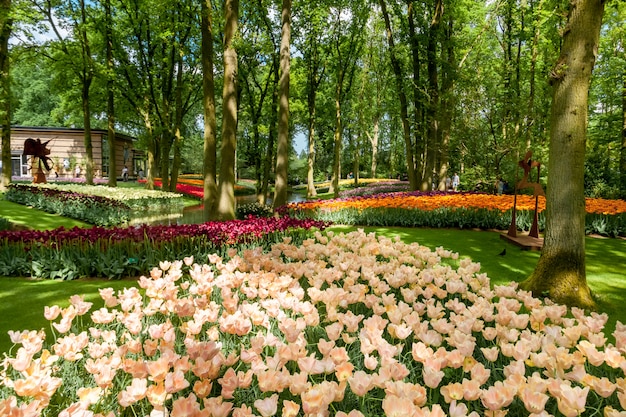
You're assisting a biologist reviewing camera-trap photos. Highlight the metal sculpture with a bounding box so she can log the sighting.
[504,150,545,249]
[23,138,53,183]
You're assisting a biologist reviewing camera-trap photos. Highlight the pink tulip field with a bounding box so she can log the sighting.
[1,229,625,416]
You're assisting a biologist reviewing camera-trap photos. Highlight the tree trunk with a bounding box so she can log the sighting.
[201,0,218,219]
[159,129,171,190]
[329,78,342,198]
[79,0,94,185]
[169,56,184,192]
[141,109,156,190]
[216,0,239,220]
[379,0,417,190]
[273,0,291,210]
[260,56,279,206]
[305,65,318,197]
[369,115,379,178]
[105,0,116,187]
[0,0,11,190]
[620,72,626,199]
[438,17,455,191]
[306,100,317,197]
[408,1,423,187]
[521,0,605,309]
[82,79,94,185]
[423,0,443,191]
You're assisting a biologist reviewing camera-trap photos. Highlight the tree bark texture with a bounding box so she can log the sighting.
[620,72,626,198]
[201,0,218,219]
[216,0,239,220]
[330,76,342,198]
[273,0,291,210]
[79,0,94,185]
[260,58,278,207]
[423,0,443,191]
[522,0,605,309]
[0,0,11,190]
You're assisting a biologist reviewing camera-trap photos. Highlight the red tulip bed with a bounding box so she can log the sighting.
[0,216,330,280]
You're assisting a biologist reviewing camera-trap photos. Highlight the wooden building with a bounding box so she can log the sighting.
[3,126,144,180]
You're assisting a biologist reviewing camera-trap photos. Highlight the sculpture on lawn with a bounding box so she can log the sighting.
[23,138,53,183]
[507,150,545,240]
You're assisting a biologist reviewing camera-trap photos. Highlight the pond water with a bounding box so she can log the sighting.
[129,192,307,226]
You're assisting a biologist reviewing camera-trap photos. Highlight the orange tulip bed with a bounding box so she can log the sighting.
[282,192,626,237]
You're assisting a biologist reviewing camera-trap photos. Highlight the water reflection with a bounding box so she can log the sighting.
[130,192,306,226]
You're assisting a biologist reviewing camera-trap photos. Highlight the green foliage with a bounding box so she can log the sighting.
[5,184,132,227]
[293,206,626,237]
[235,202,273,219]
[0,217,10,231]
[4,183,184,227]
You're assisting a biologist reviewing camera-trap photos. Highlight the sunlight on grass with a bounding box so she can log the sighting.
[0,200,89,230]
[0,278,137,354]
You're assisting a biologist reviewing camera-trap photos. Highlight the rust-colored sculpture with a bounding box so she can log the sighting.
[23,138,53,183]
[502,150,545,250]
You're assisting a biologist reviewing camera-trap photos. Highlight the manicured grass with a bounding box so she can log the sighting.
[0,277,138,355]
[0,199,90,230]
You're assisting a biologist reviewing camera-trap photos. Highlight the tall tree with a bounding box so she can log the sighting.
[422,0,443,191]
[622,67,626,197]
[238,0,278,204]
[32,0,96,184]
[201,0,218,219]
[216,0,239,220]
[328,2,366,197]
[379,0,417,190]
[522,0,605,308]
[112,0,200,190]
[272,0,292,210]
[295,0,327,198]
[104,0,116,186]
[0,0,11,190]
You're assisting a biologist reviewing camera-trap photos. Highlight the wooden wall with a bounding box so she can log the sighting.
[6,127,138,179]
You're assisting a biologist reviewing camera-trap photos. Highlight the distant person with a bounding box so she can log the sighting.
[496,178,504,195]
[75,165,81,178]
[452,173,460,191]
[122,165,129,181]
[445,176,452,191]
[138,169,144,180]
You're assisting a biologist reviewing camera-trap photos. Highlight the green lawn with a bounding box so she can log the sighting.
[0,199,90,230]
[1,200,625,354]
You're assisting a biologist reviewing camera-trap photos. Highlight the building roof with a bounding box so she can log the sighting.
[7,125,137,143]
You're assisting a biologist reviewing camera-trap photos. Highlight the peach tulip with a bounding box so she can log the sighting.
[254,394,279,417]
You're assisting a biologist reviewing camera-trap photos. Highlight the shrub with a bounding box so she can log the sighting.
[236,202,273,219]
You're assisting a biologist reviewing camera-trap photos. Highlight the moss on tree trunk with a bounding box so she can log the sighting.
[521,0,604,310]
[521,251,595,309]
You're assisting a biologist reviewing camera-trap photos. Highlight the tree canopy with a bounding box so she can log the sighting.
[2,0,621,199]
